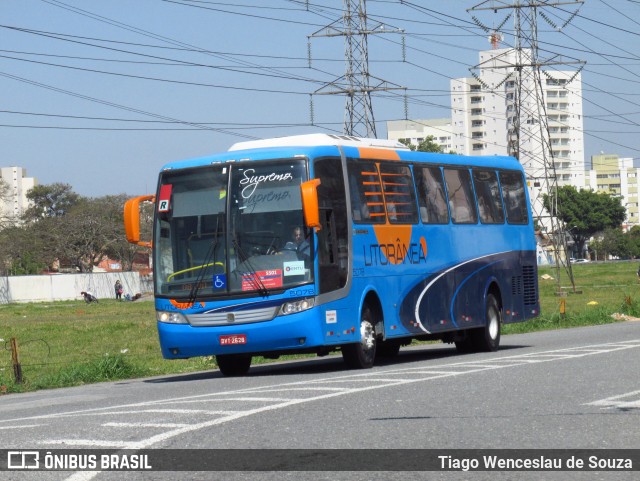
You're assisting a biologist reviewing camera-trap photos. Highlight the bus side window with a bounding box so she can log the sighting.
[472,170,505,224]
[347,160,385,224]
[315,157,349,293]
[499,171,529,224]
[444,168,478,224]
[415,166,449,224]
[379,163,418,224]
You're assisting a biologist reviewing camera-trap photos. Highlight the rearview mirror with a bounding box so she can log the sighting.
[300,179,321,231]
[124,194,155,247]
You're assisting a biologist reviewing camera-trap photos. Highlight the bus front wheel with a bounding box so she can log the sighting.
[216,354,252,376]
[342,305,377,369]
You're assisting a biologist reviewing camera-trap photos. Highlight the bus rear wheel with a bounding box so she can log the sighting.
[473,293,501,352]
[216,354,252,376]
[342,305,377,369]
[455,293,501,353]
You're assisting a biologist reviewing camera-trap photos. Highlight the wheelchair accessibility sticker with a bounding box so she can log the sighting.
[213,274,227,290]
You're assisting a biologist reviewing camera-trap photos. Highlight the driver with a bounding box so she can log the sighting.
[283,226,310,259]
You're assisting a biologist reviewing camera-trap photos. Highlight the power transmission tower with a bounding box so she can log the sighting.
[308,0,405,138]
[469,0,585,294]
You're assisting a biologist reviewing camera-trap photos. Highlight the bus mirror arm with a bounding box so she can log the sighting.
[124,194,155,247]
[300,179,322,232]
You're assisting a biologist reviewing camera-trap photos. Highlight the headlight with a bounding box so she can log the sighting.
[157,311,188,324]
[280,298,315,315]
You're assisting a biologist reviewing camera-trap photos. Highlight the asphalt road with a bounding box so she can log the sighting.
[1,321,639,481]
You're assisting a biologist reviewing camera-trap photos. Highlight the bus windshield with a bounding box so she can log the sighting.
[155,159,312,298]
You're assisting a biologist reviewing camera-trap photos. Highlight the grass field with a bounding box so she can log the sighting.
[1,261,639,393]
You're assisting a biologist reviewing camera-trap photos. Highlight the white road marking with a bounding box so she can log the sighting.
[0,339,636,481]
[103,422,192,428]
[0,424,43,430]
[586,389,640,409]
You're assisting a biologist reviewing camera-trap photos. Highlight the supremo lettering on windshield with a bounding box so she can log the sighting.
[364,242,427,266]
[240,169,294,198]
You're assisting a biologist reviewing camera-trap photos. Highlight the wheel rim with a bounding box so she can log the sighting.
[488,305,499,340]
[360,320,376,359]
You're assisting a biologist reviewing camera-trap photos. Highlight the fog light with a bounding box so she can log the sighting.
[170,348,180,355]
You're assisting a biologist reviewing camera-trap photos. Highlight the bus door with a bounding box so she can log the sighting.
[313,157,349,295]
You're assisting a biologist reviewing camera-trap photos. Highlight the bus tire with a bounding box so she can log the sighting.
[216,354,252,376]
[342,305,377,369]
[455,293,501,353]
[472,293,501,352]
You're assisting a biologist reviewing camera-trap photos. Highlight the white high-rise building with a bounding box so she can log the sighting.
[450,48,585,191]
[386,118,454,152]
[0,166,36,222]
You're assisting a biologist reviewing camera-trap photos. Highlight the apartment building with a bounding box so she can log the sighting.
[0,166,36,222]
[588,154,638,230]
[450,48,585,191]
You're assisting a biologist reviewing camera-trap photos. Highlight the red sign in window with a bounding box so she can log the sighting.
[241,270,282,291]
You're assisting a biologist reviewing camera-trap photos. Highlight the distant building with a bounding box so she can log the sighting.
[0,166,36,222]
[587,154,638,230]
[386,119,454,152]
[450,48,586,191]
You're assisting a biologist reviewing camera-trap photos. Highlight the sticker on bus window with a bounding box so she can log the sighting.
[283,261,305,276]
[241,270,283,291]
[326,310,337,324]
[213,274,226,290]
[158,184,172,212]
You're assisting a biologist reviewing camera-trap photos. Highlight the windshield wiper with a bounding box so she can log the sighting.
[187,214,223,304]
[232,235,269,297]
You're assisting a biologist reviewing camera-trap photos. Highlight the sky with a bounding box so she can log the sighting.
[1,0,639,197]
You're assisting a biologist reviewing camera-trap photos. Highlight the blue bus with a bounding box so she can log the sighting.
[124,134,540,376]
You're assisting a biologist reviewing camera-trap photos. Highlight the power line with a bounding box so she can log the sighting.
[0,70,257,139]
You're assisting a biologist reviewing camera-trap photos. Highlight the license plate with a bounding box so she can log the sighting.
[219,334,247,346]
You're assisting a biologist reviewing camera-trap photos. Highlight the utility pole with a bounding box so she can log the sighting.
[308,0,405,138]
[469,0,585,294]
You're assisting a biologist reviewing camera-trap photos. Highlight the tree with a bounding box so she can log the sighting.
[52,196,129,272]
[543,186,626,256]
[417,136,444,153]
[2,182,144,274]
[104,194,153,271]
[627,226,640,259]
[591,228,631,260]
[0,224,48,275]
[399,135,447,153]
[23,183,80,221]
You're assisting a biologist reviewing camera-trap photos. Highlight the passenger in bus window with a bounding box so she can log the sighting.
[478,196,494,223]
[417,167,448,224]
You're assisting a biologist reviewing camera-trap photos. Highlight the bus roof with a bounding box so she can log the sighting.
[161,134,521,172]
[228,133,409,152]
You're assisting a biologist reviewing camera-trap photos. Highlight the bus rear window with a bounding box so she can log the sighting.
[473,170,505,224]
[499,171,529,224]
